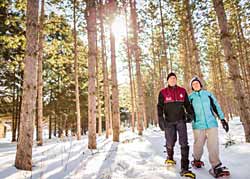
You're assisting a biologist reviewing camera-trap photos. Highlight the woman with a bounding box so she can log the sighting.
[189,76,230,178]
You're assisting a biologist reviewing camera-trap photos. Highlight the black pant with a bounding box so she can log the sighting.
[164,121,189,171]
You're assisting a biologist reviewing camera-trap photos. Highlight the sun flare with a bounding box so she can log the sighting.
[111,16,126,40]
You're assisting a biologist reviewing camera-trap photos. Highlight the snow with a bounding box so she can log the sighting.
[0,117,250,179]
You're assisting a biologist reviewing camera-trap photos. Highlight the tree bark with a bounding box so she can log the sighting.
[233,3,250,101]
[73,0,81,140]
[86,0,97,149]
[96,36,102,136]
[37,0,45,146]
[151,28,158,126]
[159,0,169,76]
[125,5,135,132]
[179,11,191,92]
[99,1,110,138]
[142,80,147,129]
[12,70,17,142]
[130,0,143,135]
[15,80,20,139]
[109,0,120,142]
[234,1,250,83]
[17,71,23,141]
[49,115,52,139]
[184,0,203,79]
[15,0,39,171]
[212,0,250,142]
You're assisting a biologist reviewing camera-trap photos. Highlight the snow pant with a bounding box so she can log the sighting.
[164,120,189,171]
[193,128,221,167]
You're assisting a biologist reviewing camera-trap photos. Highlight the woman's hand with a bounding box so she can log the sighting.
[221,119,229,132]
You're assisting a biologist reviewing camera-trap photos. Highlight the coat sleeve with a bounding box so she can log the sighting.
[184,91,195,120]
[157,91,165,130]
[209,92,225,120]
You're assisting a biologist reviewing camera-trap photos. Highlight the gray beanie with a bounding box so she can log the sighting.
[190,76,203,90]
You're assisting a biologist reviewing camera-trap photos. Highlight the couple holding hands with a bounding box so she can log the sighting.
[157,72,230,178]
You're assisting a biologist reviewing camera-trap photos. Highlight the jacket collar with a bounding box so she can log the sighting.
[168,85,177,89]
[194,89,203,94]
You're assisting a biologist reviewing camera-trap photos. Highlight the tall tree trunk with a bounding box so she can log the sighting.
[17,71,23,141]
[95,17,102,137]
[96,38,102,136]
[15,81,20,138]
[182,35,190,91]
[159,0,168,76]
[37,0,45,146]
[49,115,52,139]
[12,70,17,142]
[108,84,113,135]
[235,20,249,96]
[109,0,120,142]
[86,0,97,149]
[151,28,158,126]
[184,0,203,79]
[15,0,39,171]
[58,114,63,138]
[179,11,191,92]
[99,0,110,138]
[73,0,81,140]
[65,117,69,137]
[217,56,230,119]
[125,5,135,132]
[142,80,147,129]
[130,0,143,135]
[234,1,250,85]
[212,0,250,142]
[181,1,195,78]
[53,113,57,137]
[233,4,250,101]
[130,64,138,128]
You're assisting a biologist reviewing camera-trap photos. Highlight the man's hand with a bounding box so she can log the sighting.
[159,118,165,131]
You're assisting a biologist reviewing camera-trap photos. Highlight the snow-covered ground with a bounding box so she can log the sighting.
[0,117,250,179]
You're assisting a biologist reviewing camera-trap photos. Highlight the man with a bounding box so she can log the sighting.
[189,76,230,178]
[157,72,195,179]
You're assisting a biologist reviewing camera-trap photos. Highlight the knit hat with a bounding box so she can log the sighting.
[167,72,177,81]
[190,76,203,90]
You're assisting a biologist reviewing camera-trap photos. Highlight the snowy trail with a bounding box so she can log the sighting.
[0,118,250,179]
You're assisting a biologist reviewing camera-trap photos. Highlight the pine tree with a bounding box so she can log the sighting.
[212,0,250,142]
[37,0,45,146]
[15,0,39,171]
[109,0,120,142]
[98,0,111,138]
[73,0,81,140]
[130,0,144,135]
[86,0,97,149]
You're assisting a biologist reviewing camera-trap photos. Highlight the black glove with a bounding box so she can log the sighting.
[221,119,229,132]
[159,117,165,131]
[185,113,194,123]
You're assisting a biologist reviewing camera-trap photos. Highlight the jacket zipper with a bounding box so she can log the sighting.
[198,91,208,128]
[174,87,177,101]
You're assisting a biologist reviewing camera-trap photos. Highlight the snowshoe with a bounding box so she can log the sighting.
[165,159,176,166]
[191,160,204,168]
[209,163,230,178]
[180,170,196,179]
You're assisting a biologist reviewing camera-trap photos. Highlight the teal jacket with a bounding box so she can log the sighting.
[189,90,224,129]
